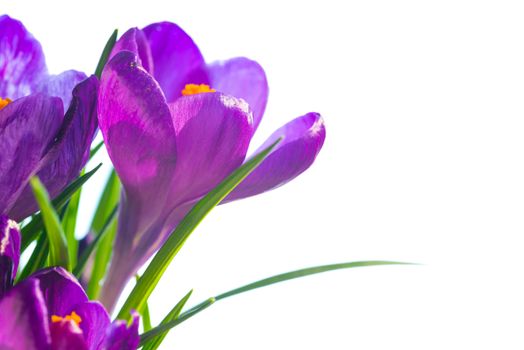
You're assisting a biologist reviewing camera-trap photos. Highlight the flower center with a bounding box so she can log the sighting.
[0,97,12,110]
[181,84,216,96]
[51,311,82,326]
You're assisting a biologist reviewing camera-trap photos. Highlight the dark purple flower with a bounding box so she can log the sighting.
[0,215,139,350]
[0,15,98,220]
[98,22,325,309]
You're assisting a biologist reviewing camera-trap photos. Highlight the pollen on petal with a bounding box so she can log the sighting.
[0,97,12,110]
[181,83,216,96]
[51,311,82,326]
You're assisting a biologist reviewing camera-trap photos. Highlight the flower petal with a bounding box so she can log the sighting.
[143,22,209,102]
[30,267,88,317]
[33,70,87,108]
[9,76,98,221]
[0,215,20,295]
[50,320,88,350]
[98,51,177,232]
[0,15,47,99]
[0,279,50,350]
[75,301,111,350]
[0,94,64,214]
[111,28,154,75]
[225,112,325,201]
[207,57,268,131]
[103,312,139,350]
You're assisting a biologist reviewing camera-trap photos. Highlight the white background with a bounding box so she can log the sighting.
[4,0,524,349]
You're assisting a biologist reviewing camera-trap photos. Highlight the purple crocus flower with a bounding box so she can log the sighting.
[98,22,326,309]
[0,215,139,350]
[0,15,98,221]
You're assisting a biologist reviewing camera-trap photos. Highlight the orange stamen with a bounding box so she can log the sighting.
[51,311,82,326]
[181,83,216,96]
[0,97,12,110]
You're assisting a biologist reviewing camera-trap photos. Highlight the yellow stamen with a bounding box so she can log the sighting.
[51,311,82,326]
[0,97,12,110]
[181,84,216,96]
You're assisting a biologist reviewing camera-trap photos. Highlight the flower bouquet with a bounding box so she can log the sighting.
[0,15,404,349]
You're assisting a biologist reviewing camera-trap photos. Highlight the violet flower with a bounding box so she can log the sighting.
[0,15,98,221]
[0,215,139,350]
[98,22,326,309]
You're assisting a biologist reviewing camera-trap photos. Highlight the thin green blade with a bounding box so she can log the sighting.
[94,29,118,78]
[141,290,193,350]
[62,169,85,268]
[30,177,70,270]
[87,169,121,299]
[21,163,102,251]
[139,261,410,343]
[73,205,118,277]
[89,140,104,159]
[17,233,49,281]
[117,139,281,320]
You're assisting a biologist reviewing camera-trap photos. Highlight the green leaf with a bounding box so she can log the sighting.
[17,233,49,281]
[89,140,104,159]
[73,205,118,277]
[139,261,410,343]
[21,164,102,251]
[29,177,70,270]
[141,290,193,350]
[94,29,118,79]
[62,169,84,268]
[87,170,121,299]
[117,139,281,320]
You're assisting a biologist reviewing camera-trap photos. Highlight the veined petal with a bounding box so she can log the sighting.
[74,302,110,350]
[0,279,50,350]
[103,312,139,350]
[168,93,254,205]
[30,267,88,317]
[9,76,98,221]
[33,70,87,108]
[225,113,325,201]
[111,28,153,74]
[0,15,47,99]
[98,51,177,248]
[143,22,209,102]
[207,57,268,131]
[0,94,64,214]
[0,215,20,295]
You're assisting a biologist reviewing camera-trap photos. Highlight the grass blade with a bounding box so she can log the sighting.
[117,139,281,320]
[73,205,118,277]
[87,170,121,299]
[17,233,49,281]
[141,290,193,350]
[139,261,410,343]
[21,164,102,251]
[94,29,118,78]
[30,177,69,270]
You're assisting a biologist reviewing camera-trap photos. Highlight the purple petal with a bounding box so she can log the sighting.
[103,312,139,350]
[74,301,111,350]
[100,93,253,310]
[225,113,326,201]
[207,57,268,131]
[50,320,88,350]
[111,28,154,74]
[30,267,88,317]
[33,70,87,108]
[0,15,47,99]
[0,94,64,214]
[0,215,20,294]
[143,22,209,102]
[9,76,98,221]
[0,279,51,350]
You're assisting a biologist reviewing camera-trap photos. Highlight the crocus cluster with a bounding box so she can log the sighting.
[0,15,98,221]
[0,215,139,349]
[0,12,326,348]
[98,23,326,308]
